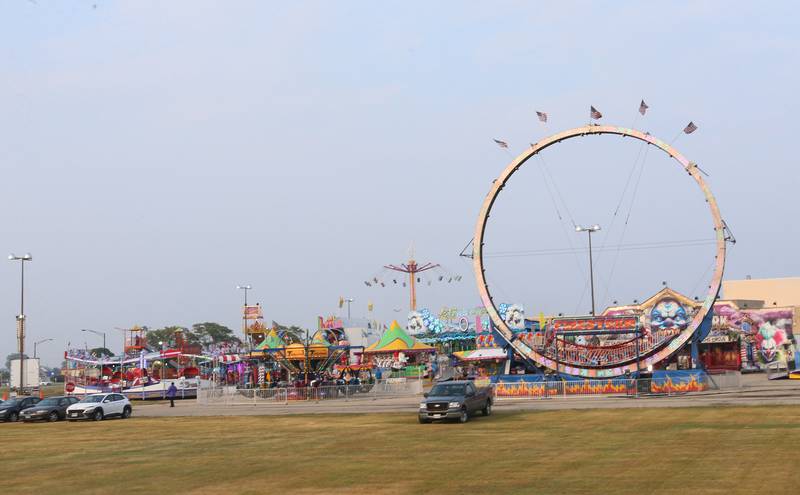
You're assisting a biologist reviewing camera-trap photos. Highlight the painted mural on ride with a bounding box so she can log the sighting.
[710,302,796,369]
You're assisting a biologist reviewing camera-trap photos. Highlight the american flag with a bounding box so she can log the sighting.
[536,111,548,123]
[639,100,649,115]
[493,139,509,149]
[683,121,698,134]
[590,106,602,120]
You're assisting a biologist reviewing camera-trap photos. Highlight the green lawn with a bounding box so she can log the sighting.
[1,383,64,398]
[1,406,798,494]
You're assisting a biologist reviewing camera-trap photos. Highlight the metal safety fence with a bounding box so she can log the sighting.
[197,379,422,406]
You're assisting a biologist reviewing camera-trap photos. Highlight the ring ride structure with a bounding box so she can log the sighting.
[472,125,726,378]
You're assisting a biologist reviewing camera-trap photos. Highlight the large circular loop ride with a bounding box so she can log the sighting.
[473,125,726,378]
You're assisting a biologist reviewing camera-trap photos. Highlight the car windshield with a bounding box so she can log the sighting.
[429,384,467,396]
[79,395,105,403]
[36,398,61,406]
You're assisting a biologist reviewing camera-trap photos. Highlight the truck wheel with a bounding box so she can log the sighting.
[482,401,492,416]
[459,407,469,423]
[418,416,430,424]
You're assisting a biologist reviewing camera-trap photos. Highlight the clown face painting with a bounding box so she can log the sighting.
[755,322,786,362]
[649,299,689,333]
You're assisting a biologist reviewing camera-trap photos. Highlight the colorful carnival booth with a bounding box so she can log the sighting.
[452,332,509,384]
[362,321,435,377]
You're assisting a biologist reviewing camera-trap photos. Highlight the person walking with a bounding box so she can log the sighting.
[167,382,177,407]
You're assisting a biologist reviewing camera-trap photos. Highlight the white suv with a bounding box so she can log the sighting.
[66,393,132,421]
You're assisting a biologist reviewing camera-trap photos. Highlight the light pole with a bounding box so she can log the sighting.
[342,298,354,320]
[82,329,107,353]
[33,338,54,359]
[236,285,252,340]
[575,225,601,316]
[9,253,32,391]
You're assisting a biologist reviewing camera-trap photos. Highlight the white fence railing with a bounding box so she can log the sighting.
[197,379,422,406]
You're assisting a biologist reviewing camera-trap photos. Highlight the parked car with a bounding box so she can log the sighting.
[21,396,80,422]
[0,396,41,422]
[66,393,132,421]
[418,380,492,423]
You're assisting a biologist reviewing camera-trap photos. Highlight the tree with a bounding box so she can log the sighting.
[274,324,306,343]
[145,326,190,349]
[89,347,114,358]
[191,322,240,345]
[5,352,29,371]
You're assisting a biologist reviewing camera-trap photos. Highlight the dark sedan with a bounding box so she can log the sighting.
[21,396,80,422]
[0,396,41,422]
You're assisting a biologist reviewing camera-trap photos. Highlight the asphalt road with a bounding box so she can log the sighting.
[136,374,800,417]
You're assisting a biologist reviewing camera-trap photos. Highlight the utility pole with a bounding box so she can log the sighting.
[575,225,601,316]
[9,253,32,391]
[33,338,54,359]
[82,329,107,353]
[237,285,252,340]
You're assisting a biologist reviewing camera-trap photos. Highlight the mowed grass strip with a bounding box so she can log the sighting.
[1,406,798,495]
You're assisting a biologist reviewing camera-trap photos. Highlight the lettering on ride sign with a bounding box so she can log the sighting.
[552,316,638,333]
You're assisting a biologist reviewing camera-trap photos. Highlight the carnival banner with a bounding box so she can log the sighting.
[244,305,263,320]
[553,316,638,333]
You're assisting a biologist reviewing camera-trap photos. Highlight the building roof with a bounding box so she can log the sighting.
[722,277,800,307]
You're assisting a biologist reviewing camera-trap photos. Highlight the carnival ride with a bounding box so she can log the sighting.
[247,327,360,386]
[64,327,210,399]
[365,252,462,311]
[472,125,733,378]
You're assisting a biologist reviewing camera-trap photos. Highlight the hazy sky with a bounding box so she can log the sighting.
[1,1,798,367]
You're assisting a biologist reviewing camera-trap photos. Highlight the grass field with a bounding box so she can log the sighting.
[1,406,798,494]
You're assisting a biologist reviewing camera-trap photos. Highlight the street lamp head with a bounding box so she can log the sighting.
[236,285,252,290]
[8,254,15,260]
[592,225,601,231]
[574,226,583,232]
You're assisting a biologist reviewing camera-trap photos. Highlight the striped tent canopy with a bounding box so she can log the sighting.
[363,320,434,354]
[453,347,508,362]
[218,354,242,363]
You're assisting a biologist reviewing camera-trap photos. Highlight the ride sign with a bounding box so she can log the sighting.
[552,316,638,333]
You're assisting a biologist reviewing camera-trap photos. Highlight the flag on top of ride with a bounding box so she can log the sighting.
[493,138,508,149]
[536,111,547,123]
[683,121,698,134]
[639,100,649,115]
[590,106,602,120]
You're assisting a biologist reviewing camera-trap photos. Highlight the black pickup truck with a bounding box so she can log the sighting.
[418,380,492,423]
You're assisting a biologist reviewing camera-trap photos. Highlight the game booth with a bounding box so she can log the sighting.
[361,320,435,378]
[451,331,509,385]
